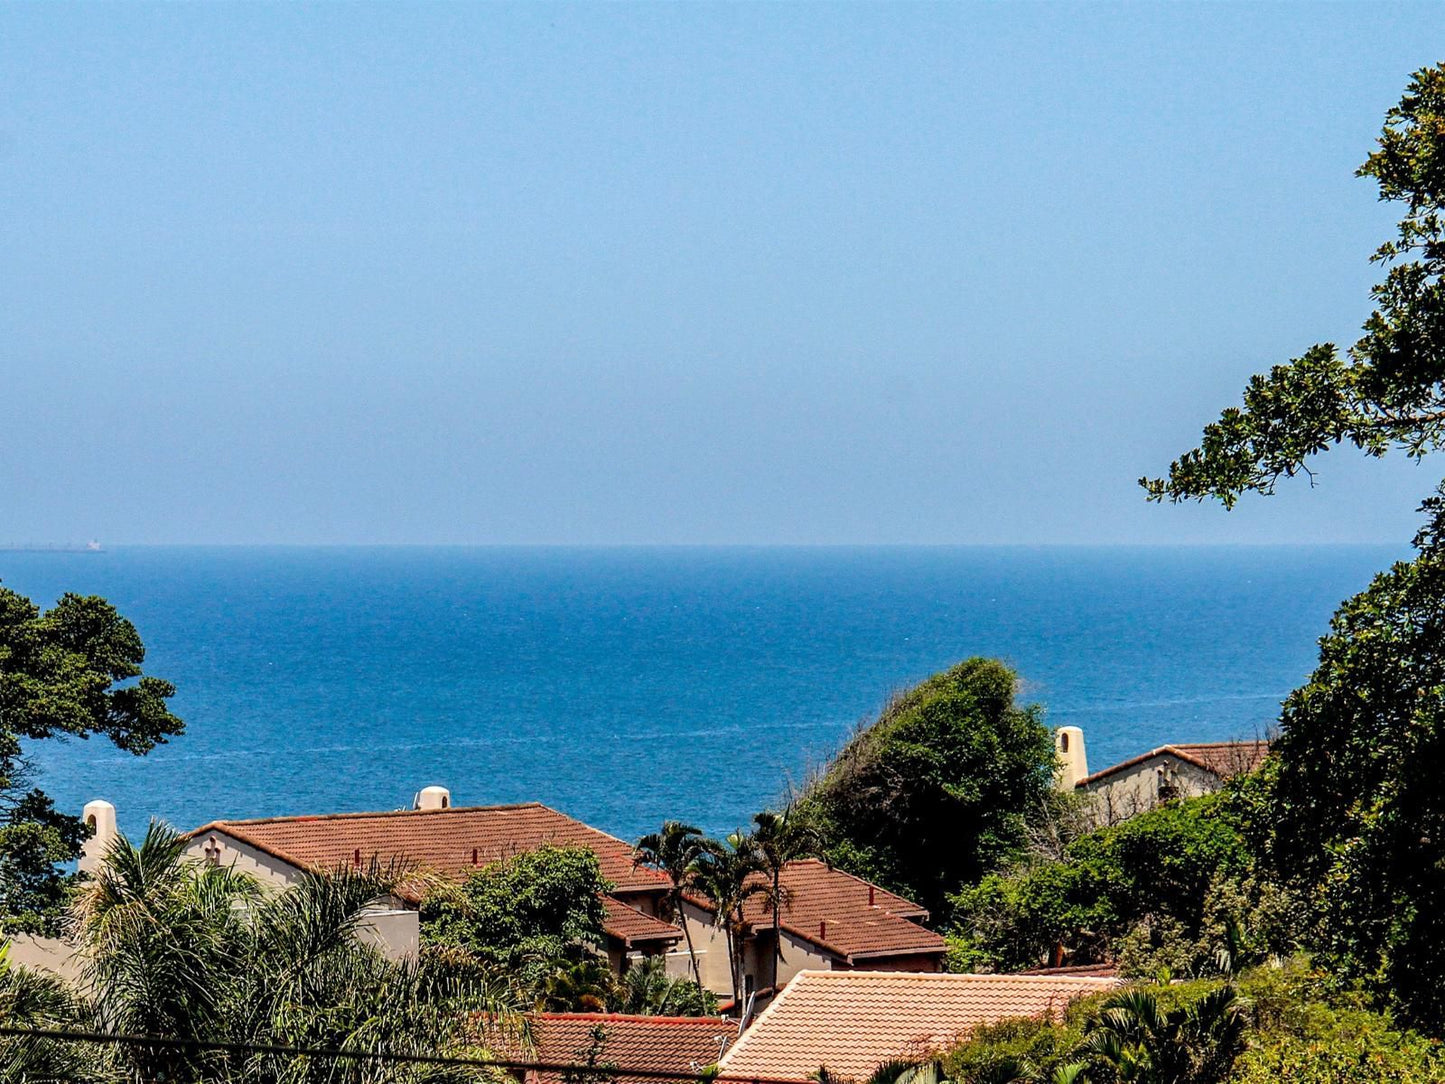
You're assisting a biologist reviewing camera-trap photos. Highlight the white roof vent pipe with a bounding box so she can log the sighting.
[78,799,118,874]
[1054,727,1088,792]
[414,786,451,811]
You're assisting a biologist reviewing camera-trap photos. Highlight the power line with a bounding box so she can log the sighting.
[0,1024,726,1081]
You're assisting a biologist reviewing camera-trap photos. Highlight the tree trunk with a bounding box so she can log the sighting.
[771,867,782,993]
[677,889,703,987]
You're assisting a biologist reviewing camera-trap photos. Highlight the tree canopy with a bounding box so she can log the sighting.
[0,584,182,933]
[1142,64,1445,508]
[420,844,611,990]
[798,657,1057,917]
[1139,63,1445,1031]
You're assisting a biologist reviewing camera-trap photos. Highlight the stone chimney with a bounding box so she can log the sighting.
[414,786,451,811]
[78,799,117,874]
[1054,727,1088,792]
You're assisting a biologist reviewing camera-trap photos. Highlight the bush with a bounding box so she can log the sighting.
[421,844,611,988]
[798,658,1057,916]
[948,792,1274,976]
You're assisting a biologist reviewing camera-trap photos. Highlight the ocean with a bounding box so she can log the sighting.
[0,545,1401,843]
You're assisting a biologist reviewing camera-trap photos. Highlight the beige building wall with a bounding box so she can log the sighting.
[1082,756,1222,824]
[5,933,85,984]
[677,900,838,998]
[181,831,304,888]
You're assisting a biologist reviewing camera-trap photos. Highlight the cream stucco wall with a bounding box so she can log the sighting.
[181,832,304,888]
[1081,756,1222,824]
[676,900,838,999]
[181,830,418,960]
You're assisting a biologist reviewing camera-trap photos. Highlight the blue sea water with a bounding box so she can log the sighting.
[0,545,1402,843]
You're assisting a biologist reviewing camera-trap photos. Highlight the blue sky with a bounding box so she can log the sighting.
[2,2,1441,545]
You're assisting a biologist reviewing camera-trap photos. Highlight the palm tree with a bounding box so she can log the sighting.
[616,955,717,1016]
[0,941,102,1084]
[1072,985,1251,1084]
[690,833,767,1010]
[634,821,710,986]
[751,806,825,993]
[74,821,520,1084]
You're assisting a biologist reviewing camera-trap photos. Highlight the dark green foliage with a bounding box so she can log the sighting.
[421,844,611,987]
[1073,985,1251,1084]
[942,1015,1088,1084]
[615,956,719,1017]
[948,794,1262,977]
[1142,64,1445,508]
[799,658,1057,916]
[1248,488,1445,1028]
[0,583,182,933]
[1232,964,1445,1083]
[0,789,89,934]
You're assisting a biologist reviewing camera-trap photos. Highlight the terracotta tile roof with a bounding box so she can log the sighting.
[189,802,668,892]
[186,803,672,945]
[716,970,1119,1083]
[688,860,945,964]
[1077,740,1270,789]
[605,897,684,947]
[522,1013,738,1084]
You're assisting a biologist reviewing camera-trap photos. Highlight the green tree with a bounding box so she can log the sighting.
[76,821,519,1084]
[634,820,710,985]
[751,805,825,993]
[948,793,1262,976]
[1142,64,1445,509]
[615,955,719,1017]
[1139,63,1445,1031]
[0,585,182,934]
[1251,494,1445,1027]
[421,844,611,991]
[691,832,766,1009]
[1073,986,1250,1084]
[798,658,1057,916]
[0,942,101,1084]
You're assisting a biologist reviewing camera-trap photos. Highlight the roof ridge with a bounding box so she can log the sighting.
[195,801,548,828]
[795,969,1116,984]
[537,1012,730,1026]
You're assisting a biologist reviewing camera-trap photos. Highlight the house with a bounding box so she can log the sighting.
[1052,727,1269,822]
[177,789,685,970]
[714,970,1119,1083]
[159,787,942,998]
[510,1012,738,1084]
[678,860,947,1005]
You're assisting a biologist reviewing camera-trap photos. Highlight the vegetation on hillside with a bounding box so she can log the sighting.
[797,657,1057,917]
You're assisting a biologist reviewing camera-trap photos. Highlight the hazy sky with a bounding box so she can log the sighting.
[3,3,1442,545]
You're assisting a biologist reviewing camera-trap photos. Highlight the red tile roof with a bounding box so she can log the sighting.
[605,897,685,947]
[186,803,676,945]
[689,860,945,964]
[1077,741,1270,789]
[716,970,1119,1083]
[522,1013,738,1084]
[190,803,669,893]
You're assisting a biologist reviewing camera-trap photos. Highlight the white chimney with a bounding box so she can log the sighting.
[78,799,117,874]
[1054,727,1088,791]
[414,786,451,811]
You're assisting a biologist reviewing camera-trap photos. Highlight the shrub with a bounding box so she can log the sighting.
[798,658,1056,916]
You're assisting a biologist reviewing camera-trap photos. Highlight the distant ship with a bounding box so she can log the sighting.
[0,540,103,553]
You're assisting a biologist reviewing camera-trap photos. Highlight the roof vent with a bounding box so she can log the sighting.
[415,786,451,811]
